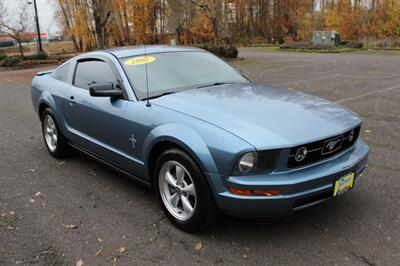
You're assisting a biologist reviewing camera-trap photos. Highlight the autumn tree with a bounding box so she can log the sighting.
[53,0,400,50]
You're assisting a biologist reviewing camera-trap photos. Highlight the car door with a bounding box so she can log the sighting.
[61,57,131,166]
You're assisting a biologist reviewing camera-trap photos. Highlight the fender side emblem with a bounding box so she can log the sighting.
[129,134,137,149]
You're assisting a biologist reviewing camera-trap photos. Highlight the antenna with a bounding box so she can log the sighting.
[144,44,151,107]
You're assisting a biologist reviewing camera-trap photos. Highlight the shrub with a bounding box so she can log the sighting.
[280,42,335,50]
[197,44,239,58]
[224,45,239,58]
[1,56,21,67]
[0,51,7,61]
[19,59,58,67]
[35,51,48,60]
[280,42,312,49]
[248,36,267,45]
[344,41,364,49]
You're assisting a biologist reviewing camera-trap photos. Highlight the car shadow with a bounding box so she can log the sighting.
[68,149,361,239]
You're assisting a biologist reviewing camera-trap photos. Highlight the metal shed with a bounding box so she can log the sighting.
[313,31,341,46]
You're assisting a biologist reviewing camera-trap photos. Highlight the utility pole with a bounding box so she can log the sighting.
[28,0,43,52]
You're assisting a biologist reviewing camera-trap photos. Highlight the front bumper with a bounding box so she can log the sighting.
[208,138,369,218]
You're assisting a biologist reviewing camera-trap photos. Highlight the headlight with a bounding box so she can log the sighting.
[238,152,256,173]
[232,150,281,175]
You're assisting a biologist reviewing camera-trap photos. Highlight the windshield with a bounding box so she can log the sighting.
[119,51,248,100]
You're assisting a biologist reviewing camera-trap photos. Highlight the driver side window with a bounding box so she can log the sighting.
[74,60,118,90]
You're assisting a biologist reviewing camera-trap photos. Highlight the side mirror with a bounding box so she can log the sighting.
[89,82,123,98]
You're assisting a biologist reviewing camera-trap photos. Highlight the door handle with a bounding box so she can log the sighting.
[67,96,76,105]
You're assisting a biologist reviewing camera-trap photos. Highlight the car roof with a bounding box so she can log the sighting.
[105,45,203,59]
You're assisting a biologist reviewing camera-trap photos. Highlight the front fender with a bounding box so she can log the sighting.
[143,123,218,174]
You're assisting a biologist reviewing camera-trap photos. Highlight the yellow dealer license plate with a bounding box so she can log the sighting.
[333,172,355,197]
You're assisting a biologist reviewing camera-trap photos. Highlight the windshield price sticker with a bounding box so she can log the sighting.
[124,56,156,66]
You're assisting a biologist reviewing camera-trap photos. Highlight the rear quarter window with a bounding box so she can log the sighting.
[54,63,70,82]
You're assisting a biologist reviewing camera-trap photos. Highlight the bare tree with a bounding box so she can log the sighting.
[0,0,33,59]
[0,0,5,32]
[55,0,80,51]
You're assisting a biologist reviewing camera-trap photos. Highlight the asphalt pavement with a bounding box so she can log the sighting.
[0,48,399,265]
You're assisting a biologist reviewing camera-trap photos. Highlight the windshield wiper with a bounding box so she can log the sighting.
[197,81,236,89]
[142,91,175,101]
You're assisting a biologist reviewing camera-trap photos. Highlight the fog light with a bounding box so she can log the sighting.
[229,187,281,196]
[238,152,255,173]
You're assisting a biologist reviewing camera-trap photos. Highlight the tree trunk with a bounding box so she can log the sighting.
[92,0,112,49]
[176,24,182,44]
[17,39,24,59]
[58,0,80,52]
[211,17,219,46]
[122,4,131,44]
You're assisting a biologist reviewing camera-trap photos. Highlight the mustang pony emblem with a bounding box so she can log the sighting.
[129,134,137,149]
[326,139,340,151]
[322,136,343,154]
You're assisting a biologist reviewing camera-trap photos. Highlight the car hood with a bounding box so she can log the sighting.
[153,83,361,149]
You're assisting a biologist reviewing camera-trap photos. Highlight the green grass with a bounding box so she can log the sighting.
[279,47,362,53]
[248,46,400,54]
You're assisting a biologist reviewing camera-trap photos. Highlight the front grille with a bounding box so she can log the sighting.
[287,126,361,169]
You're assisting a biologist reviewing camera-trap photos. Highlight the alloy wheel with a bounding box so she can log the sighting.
[43,114,58,152]
[159,160,197,221]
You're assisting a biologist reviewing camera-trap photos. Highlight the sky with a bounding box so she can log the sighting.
[3,0,59,35]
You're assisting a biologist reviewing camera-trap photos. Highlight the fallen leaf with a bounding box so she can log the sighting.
[35,192,44,197]
[76,259,84,266]
[195,241,203,251]
[63,224,78,229]
[29,198,35,203]
[116,246,125,253]
[94,247,103,257]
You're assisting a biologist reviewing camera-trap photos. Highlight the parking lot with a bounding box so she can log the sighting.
[1,48,399,265]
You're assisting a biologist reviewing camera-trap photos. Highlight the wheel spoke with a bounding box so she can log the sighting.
[52,135,57,146]
[175,165,185,183]
[168,193,180,208]
[165,171,176,187]
[182,183,195,196]
[181,196,193,214]
[50,136,56,147]
[47,117,55,129]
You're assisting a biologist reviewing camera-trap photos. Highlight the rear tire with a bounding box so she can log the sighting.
[41,108,70,158]
[154,149,219,232]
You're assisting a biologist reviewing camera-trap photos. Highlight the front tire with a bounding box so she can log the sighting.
[154,149,219,232]
[41,108,69,158]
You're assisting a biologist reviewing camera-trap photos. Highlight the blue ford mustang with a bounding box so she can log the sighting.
[31,45,369,231]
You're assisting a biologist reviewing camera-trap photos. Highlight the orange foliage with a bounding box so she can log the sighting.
[55,0,400,50]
